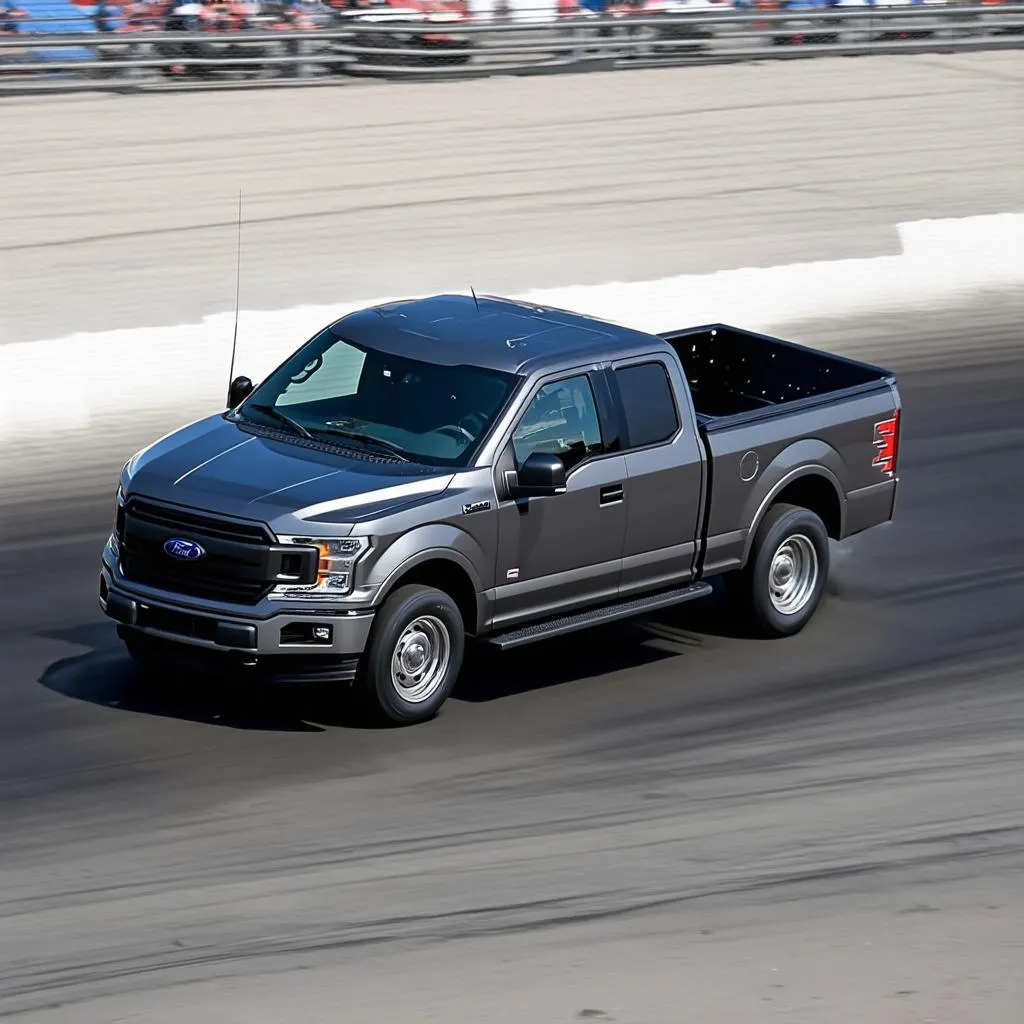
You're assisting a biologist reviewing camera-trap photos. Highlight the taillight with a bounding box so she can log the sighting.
[871,409,900,477]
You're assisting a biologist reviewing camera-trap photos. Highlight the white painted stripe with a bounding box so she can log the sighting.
[250,468,343,504]
[293,475,456,521]
[172,435,255,487]
[0,212,1020,443]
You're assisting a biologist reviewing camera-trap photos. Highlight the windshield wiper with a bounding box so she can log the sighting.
[313,426,411,462]
[246,403,314,440]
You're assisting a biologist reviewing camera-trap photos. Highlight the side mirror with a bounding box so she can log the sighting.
[509,451,567,499]
[227,375,254,409]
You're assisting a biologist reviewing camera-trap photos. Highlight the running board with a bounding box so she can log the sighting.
[483,582,714,651]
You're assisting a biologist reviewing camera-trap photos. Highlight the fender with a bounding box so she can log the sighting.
[367,525,489,628]
[739,440,847,566]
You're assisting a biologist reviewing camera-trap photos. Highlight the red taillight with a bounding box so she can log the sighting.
[872,409,900,476]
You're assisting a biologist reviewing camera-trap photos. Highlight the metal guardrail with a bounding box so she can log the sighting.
[0,4,1022,93]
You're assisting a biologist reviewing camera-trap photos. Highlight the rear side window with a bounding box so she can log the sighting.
[614,362,679,448]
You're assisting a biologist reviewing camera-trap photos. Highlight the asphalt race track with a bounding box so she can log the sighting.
[1,298,1023,1023]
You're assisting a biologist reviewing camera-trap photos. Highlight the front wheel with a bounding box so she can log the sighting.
[729,502,830,637]
[360,584,465,724]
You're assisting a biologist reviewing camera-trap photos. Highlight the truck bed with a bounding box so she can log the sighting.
[659,324,895,429]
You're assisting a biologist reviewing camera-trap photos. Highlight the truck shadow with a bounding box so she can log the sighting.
[456,625,680,703]
[454,582,760,703]
[37,586,757,730]
[37,624,375,733]
[40,648,333,732]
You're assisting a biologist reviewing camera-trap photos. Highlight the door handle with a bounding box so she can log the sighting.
[600,484,624,506]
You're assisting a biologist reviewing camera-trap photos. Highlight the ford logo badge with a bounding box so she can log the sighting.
[164,538,206,561]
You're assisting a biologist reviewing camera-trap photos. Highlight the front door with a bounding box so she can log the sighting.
[611,357,707,596]
[491,372,627,630]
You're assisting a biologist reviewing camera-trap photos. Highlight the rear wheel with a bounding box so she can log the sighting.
[360,584,465,724]
[729,502,830,637]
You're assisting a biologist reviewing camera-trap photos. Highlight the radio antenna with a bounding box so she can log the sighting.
[227,190,243,387]
[470,285,479,312]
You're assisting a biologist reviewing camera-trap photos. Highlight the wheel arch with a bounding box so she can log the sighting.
[741,464,845,566]
[374,551,482,637]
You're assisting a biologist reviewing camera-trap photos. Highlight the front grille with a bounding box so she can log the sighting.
[120,498,286,605]
[126,499,271,544]
[121,563,270,604]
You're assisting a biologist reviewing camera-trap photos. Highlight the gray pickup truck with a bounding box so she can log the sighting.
[100,294,901,723]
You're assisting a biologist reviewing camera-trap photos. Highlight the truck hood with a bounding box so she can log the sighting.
[123,414,455,526]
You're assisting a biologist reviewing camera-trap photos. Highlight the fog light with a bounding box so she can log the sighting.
[280,623,333,646]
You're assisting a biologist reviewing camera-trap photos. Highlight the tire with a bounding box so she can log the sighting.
[360,584,465,724]
[729,502,830,638]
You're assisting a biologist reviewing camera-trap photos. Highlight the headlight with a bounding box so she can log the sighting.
[269,536,370,601]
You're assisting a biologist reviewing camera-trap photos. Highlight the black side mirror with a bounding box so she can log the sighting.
[227,375,254,409]
[509,451,567,499]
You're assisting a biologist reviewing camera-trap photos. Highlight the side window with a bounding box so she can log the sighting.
[512,375,604,472]
[277,344,366,407]
[614,362,679,448]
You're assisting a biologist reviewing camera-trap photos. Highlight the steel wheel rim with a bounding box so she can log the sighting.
[390,615,451,703]
[768,533,819,616]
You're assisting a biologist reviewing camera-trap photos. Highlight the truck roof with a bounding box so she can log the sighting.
[329,293,665,376]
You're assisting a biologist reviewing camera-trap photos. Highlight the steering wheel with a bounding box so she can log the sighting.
[289,354,322,385]
[437,423,474,444]
[436,411,489,445]
[458,411,489,435]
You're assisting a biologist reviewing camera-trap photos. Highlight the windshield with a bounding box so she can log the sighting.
[235,328,521,467]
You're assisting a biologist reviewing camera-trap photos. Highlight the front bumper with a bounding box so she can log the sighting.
[99,544,376,671]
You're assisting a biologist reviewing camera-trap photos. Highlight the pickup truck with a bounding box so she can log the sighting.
[99,293,902,723]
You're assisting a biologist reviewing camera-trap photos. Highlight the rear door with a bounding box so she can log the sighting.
[607,355,706,596]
